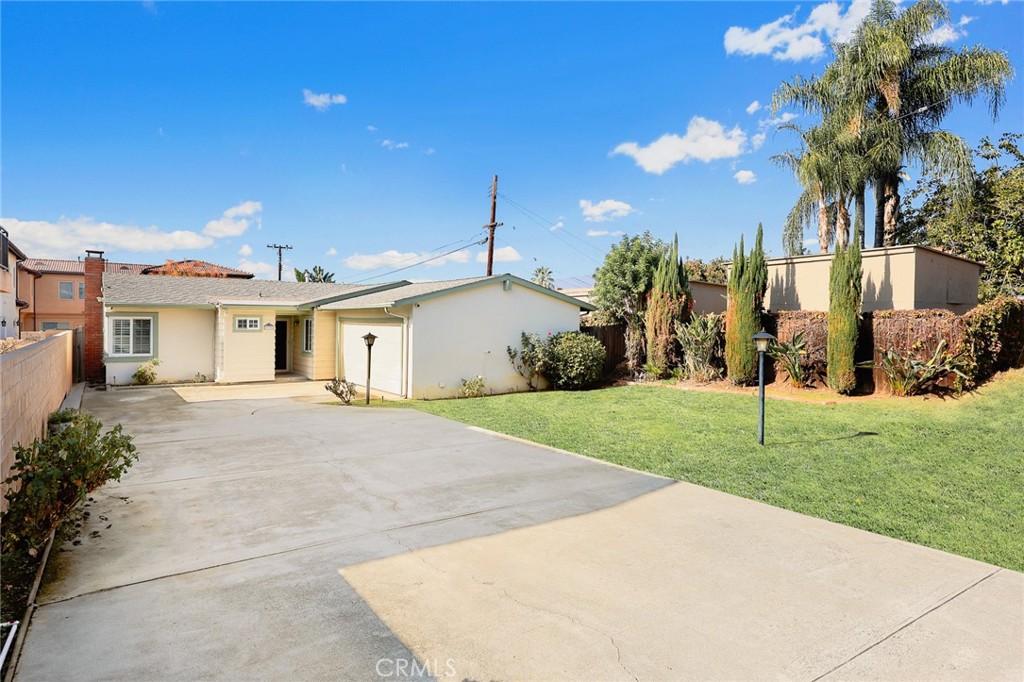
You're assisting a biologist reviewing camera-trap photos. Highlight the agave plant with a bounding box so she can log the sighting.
[768,332,812,389]
[869,339,967,396]
[676,313,723,383]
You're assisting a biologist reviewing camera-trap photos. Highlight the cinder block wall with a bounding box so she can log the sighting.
[0,331,73,509]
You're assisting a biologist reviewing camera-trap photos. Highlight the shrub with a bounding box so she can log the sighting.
[2,409,137,555]
[870,340,968,396]
[644,234,692,377]
[676,313,723,383]
[132,358,160,385]
[459,375,487,398]
[325,377,357,404]
[957,295,1024,388]
[544,331,606,390]
[769,331,812,388]
[507,332,546,391]
[827,241,862,394]
[725,225,767,385]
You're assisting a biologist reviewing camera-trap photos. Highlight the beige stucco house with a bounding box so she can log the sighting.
[99,273,594,398]
[764,245,982,314]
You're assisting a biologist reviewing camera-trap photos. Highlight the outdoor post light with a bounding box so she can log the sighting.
[752,329,776,446]
[362,332,377,405]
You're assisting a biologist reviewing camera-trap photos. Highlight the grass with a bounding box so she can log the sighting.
[409,371,1024,572]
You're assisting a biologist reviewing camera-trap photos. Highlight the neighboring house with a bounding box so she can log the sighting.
[0,227,28,339]
[559,281,728,316]
[97,272,594,398]
[18,258,253,331]
[764,245,982,315]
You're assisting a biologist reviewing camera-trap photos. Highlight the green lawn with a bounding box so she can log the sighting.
[409,372,1024,572]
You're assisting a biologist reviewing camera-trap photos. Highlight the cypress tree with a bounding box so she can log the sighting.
[645,234,692,376]
[827,238,862,393]
[725,225,767,384]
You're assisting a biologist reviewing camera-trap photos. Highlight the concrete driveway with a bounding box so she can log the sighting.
[15,387,1023,681]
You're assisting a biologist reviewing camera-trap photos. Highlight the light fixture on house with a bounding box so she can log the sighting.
[263,322,274,331]
[752,329,776,446]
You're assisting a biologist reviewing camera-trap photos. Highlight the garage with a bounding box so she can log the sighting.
[340,320,403,395]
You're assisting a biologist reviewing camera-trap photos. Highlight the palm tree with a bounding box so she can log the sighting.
[775,0,1012,247]
[531,266,554,289]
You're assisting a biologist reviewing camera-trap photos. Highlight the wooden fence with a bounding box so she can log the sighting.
[581,324,626,374]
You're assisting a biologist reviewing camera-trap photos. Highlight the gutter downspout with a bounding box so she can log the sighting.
[383,306,409,398]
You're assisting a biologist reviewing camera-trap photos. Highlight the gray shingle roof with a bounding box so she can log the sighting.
[322,277,488,310]
[102,273,388,307]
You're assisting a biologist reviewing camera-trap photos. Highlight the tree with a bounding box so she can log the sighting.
[725,225,767,385]
[900,133,1024,302]
[684,257,729,284]
[294,265,336,283]
[827,240,862,394]
[593,232,665,373]
[775,0,1012,248]
[531,266,554,289]
[644,234,692,376]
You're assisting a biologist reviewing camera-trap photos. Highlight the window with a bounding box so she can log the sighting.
[303,318,314,353]
[79,282,85,299]
[0,227,9,270]
[110,317,152,356]
[41,322,71,331]
[235,317,261,331]
[58,281,74,299]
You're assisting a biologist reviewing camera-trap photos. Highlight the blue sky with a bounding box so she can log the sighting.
[3,1,1021,285]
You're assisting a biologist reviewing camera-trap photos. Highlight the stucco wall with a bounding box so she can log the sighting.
[914,249,980,314]
[691,281,727,315]
[764,246,977,313]
[291,310,339,380]
[218,307,275,383]
[104,306,216,384]
[1,331,73,508]
[409,280,583,399]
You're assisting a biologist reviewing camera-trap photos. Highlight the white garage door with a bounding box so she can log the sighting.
[341,322,403,395]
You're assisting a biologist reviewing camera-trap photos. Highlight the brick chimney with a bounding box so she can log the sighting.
[84,250,105,383]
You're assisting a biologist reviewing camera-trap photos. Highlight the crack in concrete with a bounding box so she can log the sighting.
[811,568,1003,681]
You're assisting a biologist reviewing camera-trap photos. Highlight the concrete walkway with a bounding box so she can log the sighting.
[15,388,1023,681]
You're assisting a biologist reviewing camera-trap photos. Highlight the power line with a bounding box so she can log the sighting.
[347,237,487,284]
[497,192,606,257]
[343,233,481,281]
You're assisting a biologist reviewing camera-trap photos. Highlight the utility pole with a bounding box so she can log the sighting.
[266,243,293,281]
[484,174,503,276]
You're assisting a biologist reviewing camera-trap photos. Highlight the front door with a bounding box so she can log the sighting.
[275,320,288,371]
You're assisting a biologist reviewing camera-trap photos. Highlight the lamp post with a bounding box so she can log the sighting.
[753,329,776,446]
[362,332,377,405]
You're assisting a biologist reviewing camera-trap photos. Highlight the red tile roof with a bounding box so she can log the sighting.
[140,260,254,278]
[19,258,253,278]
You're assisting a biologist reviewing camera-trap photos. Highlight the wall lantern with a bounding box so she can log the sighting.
[752,329,776,446]
[263,322,274,331]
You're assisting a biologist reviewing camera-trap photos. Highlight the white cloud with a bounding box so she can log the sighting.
[761,112,799,127]
[724,0,871,62]
[366,125,377,132]
[344,249,471,270]
[238,258,289,280]
[238,244,253,257]
[734,170,758,185]
[325,247,337,256]
[423,147,436,156]
[2,216,214,259]
[203,201,262,238]
[549,219,565,232]
[586,229,625,238]
[579,199,635,223]
[752,132,767,150]
[302,88,347,112]
[746,100,762,115]
[612,117,747,174]
[474,246,521,263]
[381,139,409,150]
[925,15,974,44]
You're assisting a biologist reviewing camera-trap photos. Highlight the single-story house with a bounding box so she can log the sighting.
[97,272,594,398]
[764,245,982,314]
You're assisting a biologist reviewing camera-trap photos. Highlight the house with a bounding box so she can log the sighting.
[94,266,594,398]
[764,245,982,315]
[0,227,28,340]
[18,257,253,331]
